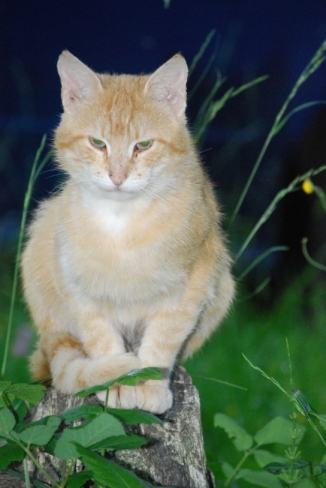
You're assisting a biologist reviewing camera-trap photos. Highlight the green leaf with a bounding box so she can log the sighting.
[76,367,161,397]
[263,462,291,474]
[105,408,162,425]
[89,434,147,451]
[60,405,103,423]
[75,443,147,487]
[221,461,234,478]
[254,449,288,468]
[17,423,59,447]
[0,381,11,394]
[254,416,305,446]
[14,415,61,445]
[13,400,28,423]
[54,412,125,460]
[30,481,52,488]
[42,433,59,455]
[238,468,283,487]
[0,383,16,408]
[296,478,320,487]
[20,415,61,430]
[66,470,93,488]
[0,408,16,434]
[311,412,326,430]
[214,413,253,451]
[0,439,25,469]
[4,383,46,405]
[0,394,15,408]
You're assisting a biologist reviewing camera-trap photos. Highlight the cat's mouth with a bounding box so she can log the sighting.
[90,174,145,201]
[104,185,137,201]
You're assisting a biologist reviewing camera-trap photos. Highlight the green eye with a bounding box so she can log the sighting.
[135,140,153,151]
[90,137,106,149]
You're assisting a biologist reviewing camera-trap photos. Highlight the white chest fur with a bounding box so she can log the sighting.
[57,189,186,308]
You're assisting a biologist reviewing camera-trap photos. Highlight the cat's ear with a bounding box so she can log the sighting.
[145,54,188,118]
[57,51,103,114]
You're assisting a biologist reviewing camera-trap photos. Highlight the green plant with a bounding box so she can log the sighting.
[1,29,326,488]
[213,347,326,488]
[230,39,326,225]
[1,135,53,379]
[214,413,305,487]
[0,368,164,488]
[189,30,268,144]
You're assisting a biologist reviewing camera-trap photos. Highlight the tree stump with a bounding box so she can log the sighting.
[0,366,215,488]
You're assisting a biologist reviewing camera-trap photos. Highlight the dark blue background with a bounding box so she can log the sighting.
[1,0,326,278]
[1,1,325,126]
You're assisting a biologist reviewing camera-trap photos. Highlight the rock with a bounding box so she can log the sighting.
[0,366,215,488]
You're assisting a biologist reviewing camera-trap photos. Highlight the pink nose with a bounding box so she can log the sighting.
[109,173,125,187]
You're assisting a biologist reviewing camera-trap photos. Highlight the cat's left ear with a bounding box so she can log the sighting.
[145,54,188,118]
[57,50,103,114]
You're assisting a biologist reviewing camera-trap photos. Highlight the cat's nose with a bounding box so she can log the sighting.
[109,172,125,187]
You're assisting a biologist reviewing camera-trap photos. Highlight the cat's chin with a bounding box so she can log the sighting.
[101,187,138,201]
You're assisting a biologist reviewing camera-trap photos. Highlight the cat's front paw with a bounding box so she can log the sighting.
[96,384,137,409]
[135,380,173,414]
[96,380,173,414]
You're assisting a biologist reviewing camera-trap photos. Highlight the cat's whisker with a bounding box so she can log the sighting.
[45,173,61,181]
[198,148,212,155]
[141,186,167,203]
[21,49,234,415]
[38,167,58,176]
[52,177,85,195]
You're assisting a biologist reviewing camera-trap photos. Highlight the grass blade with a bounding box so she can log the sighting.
[237,245,289,281]
[188,42,219,101]
[301,238,326,272]
[188,29,216,77]
[1,135,52,378]
[231,39,326,224]
[238,277,270,302]
[235,166,326,262]
[273,100,326,136]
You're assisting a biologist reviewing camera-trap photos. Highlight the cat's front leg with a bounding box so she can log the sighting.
[70,302,125,358]
[96,304,197,414]
[69,305,142,395]
[133,300,204,414]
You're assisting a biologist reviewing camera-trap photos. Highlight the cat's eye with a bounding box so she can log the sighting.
[134,140,153,152]
[90,137,106,149]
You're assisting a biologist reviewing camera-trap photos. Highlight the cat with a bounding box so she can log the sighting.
[21,50,235,414]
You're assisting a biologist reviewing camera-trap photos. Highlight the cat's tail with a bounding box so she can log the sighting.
[30,336,141,394]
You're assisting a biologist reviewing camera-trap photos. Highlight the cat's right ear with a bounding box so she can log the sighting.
[57,51,103,114]
[145,54,188,118]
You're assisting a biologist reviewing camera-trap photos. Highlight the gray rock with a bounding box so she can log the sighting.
[0,366,215,488]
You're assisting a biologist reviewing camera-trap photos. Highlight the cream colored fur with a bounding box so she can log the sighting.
[21,51,235,414]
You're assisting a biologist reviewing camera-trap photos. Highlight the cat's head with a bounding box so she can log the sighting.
[54,51,192,201]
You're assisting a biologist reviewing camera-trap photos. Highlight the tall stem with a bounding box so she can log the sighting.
[230,39,326,225]
[224,449,252,487]
[9,433,62,488]
[1,135,53,377]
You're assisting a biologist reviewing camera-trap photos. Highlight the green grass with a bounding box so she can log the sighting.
[1,246,325,486]
[185,268,326,483]
[0,250,33,384]
[1,34,326,487]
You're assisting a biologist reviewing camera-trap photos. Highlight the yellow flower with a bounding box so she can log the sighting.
[302,178,314,194]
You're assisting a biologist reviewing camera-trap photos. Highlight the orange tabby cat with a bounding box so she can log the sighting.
[21,51,234,414]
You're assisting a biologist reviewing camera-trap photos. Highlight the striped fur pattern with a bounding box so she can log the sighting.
[21,51,235,413]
